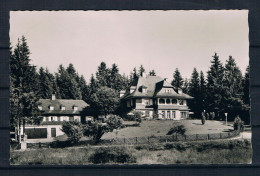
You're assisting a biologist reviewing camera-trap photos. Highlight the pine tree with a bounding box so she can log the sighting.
[171,68,183,92]
[10,36,40,142]
[206,53,225,118]
[96,62,108,87]
[139,65,145,77]
[149,69,156,76]
[38,67,55,99]
[56,64,82,99]
[223,56,244,121]
[189,68,200,117]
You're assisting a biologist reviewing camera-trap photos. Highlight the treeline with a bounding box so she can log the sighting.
[10,36,250,130]
[171,53,250,124]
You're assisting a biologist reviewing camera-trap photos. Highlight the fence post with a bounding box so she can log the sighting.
[208,134,210,140]
[39,142,41,148]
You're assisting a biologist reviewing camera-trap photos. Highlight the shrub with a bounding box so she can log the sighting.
[83,115,123,143]
[167,125,186,135]
[89,147,136,164]
[233,116,244,131]
[61,121,83,144]
[210,112,215,120]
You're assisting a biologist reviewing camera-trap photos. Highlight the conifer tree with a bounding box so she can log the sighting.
[149,69,156,76]
[206,53,225,118]
[10,36,40,142]
[96,62,109,87]
[189,68,200,117]
[139,65,145,77]
[171,68,183,92]
[223,56,244,121]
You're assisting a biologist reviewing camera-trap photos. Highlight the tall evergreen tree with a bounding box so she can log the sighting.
[96,62,109,87]
[189,68,200,117]
[243,65,250,105]
[223,56,244,121]
[206,53,225,118]
[139,65,145,77]
[38,67,55,99]
[10,36,40,142]
[171,68,183,92]
[56,64,82,99]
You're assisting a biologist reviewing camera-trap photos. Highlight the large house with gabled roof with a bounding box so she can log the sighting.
[21,94,89,139]
[120,75,193,120]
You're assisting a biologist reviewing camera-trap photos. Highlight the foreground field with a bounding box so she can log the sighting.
[102,120,233,139]
[10,139,252,165]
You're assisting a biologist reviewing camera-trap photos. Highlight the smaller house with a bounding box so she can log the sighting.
[21,94,89,139]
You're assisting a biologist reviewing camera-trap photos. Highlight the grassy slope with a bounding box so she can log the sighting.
[102,120,233,139]
[10,139,252,165]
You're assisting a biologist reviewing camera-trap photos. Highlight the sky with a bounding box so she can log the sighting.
[10,10,249,81]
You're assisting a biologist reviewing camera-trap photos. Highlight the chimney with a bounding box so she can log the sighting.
[178,88,183,94]
[120,90,126,97]
[51,93,56,100]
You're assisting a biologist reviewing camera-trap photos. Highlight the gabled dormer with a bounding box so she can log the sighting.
[60,105,65,110]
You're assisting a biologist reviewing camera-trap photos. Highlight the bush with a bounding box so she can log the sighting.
[167,125,186,135]
[61,121,83,144]
[233,116,244,131]
[89,147,136,164]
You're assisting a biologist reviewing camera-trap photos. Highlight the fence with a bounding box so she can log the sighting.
[98,130,240,145]
[25,130,240,149]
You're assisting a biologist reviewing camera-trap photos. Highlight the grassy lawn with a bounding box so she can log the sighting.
[10,139,252,165]
[102,120,233,139]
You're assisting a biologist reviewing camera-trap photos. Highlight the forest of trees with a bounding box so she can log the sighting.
[10,36,250,134]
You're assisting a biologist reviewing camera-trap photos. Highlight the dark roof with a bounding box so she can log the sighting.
[121,76,193,99]
[39,99,89,115]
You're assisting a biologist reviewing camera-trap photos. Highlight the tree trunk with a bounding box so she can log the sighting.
[18,119,21,144]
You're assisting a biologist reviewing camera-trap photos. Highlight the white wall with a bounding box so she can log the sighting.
[21,125,64,139]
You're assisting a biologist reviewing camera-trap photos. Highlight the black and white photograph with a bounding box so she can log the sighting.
[9,10,251,165]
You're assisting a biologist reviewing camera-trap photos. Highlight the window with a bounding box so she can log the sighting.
[167,111,170,119]
[181,112,187,118]
[166,99,171,104]
[159,99,165,104]
[51,117,54,121]
[46,117,49,122]
[61,106,65,110]
[172,99,177,104]
[57,116,60,121]
[179,100,184,105]
[49,106,54,110]
[145,111,149,117]
[38,106,42,110]
[172,111,176,119]
[162,111,165,118]
[73,106,78,111]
